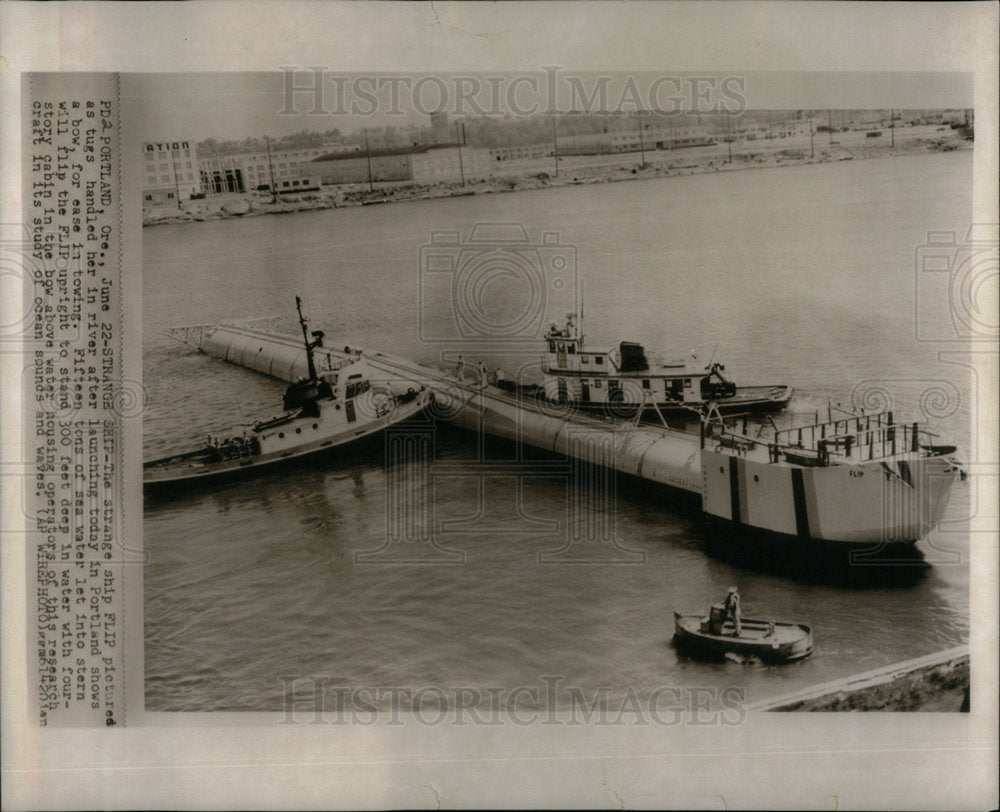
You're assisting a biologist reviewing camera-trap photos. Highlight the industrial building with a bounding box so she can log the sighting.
[308,144,492,185]
[142,141,203,207]
[489,143,552,162]
[198,145,337,194]
[142,141,349,207]
[554,124,714,156]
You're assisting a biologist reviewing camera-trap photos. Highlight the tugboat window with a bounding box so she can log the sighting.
[595,357,603,365]
[642,379,650,389]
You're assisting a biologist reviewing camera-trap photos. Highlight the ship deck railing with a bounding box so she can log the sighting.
[710,410,939,466]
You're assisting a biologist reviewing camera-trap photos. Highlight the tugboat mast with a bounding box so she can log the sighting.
[295,295,323,382]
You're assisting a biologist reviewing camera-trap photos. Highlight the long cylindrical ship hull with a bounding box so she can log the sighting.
[183,322,705,494]
[165,322,960,546]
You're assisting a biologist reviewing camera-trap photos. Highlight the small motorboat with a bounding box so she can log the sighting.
[673,604,814,663]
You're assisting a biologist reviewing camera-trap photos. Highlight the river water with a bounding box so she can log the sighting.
[143,152,972,712]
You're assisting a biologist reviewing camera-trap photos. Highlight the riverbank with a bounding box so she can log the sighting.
[748,646,970,712]
[143,131,971,226]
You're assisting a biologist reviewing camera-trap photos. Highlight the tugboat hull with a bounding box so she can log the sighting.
[144,390,430,488]
[546,384,791,416]
[143,392,430,490]
[673,611,814,662]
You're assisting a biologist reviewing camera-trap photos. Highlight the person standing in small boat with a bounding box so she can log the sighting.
[724,586,742,636]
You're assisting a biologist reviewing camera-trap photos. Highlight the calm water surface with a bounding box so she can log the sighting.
[144,153,972,712]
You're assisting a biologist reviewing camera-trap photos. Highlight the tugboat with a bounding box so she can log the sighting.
[673,589,814,663]
[158,313,964,550]
[540,314,790,415]
[144,297,431,489]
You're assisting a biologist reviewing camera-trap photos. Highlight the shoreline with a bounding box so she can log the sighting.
[747,645,970,712]
[143,134,971,227]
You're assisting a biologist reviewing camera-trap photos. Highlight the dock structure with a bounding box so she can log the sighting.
[163,320,961,548]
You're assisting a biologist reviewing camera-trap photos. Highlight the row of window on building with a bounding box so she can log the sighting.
[143,142,335,205]
[143,121,820,208]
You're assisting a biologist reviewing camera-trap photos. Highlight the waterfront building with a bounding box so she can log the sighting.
[430,111,451,144]
[410,145,491,181]
[308,144,492,185]
[489,143,552,162]
[547,123,714,157]
[482,127,715,163]
[197,145,339,194]
[142,140,202,208]
[308,148,412,184]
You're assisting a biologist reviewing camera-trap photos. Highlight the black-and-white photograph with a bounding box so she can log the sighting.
[139,70,975,715]
[3,3,997,810]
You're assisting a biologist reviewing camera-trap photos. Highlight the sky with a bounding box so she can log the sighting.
[123,71,973,146]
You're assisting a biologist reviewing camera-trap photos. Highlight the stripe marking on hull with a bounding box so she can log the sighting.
[791,467,810,539]
[729,456,741,526]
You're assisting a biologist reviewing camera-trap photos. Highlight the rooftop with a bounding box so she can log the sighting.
[312,142,463,162]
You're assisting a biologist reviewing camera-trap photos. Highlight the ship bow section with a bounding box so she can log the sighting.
[702,450,960,546]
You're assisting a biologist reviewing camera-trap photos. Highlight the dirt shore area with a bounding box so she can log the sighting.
[144,132,971,227]
[751,647,970,712]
